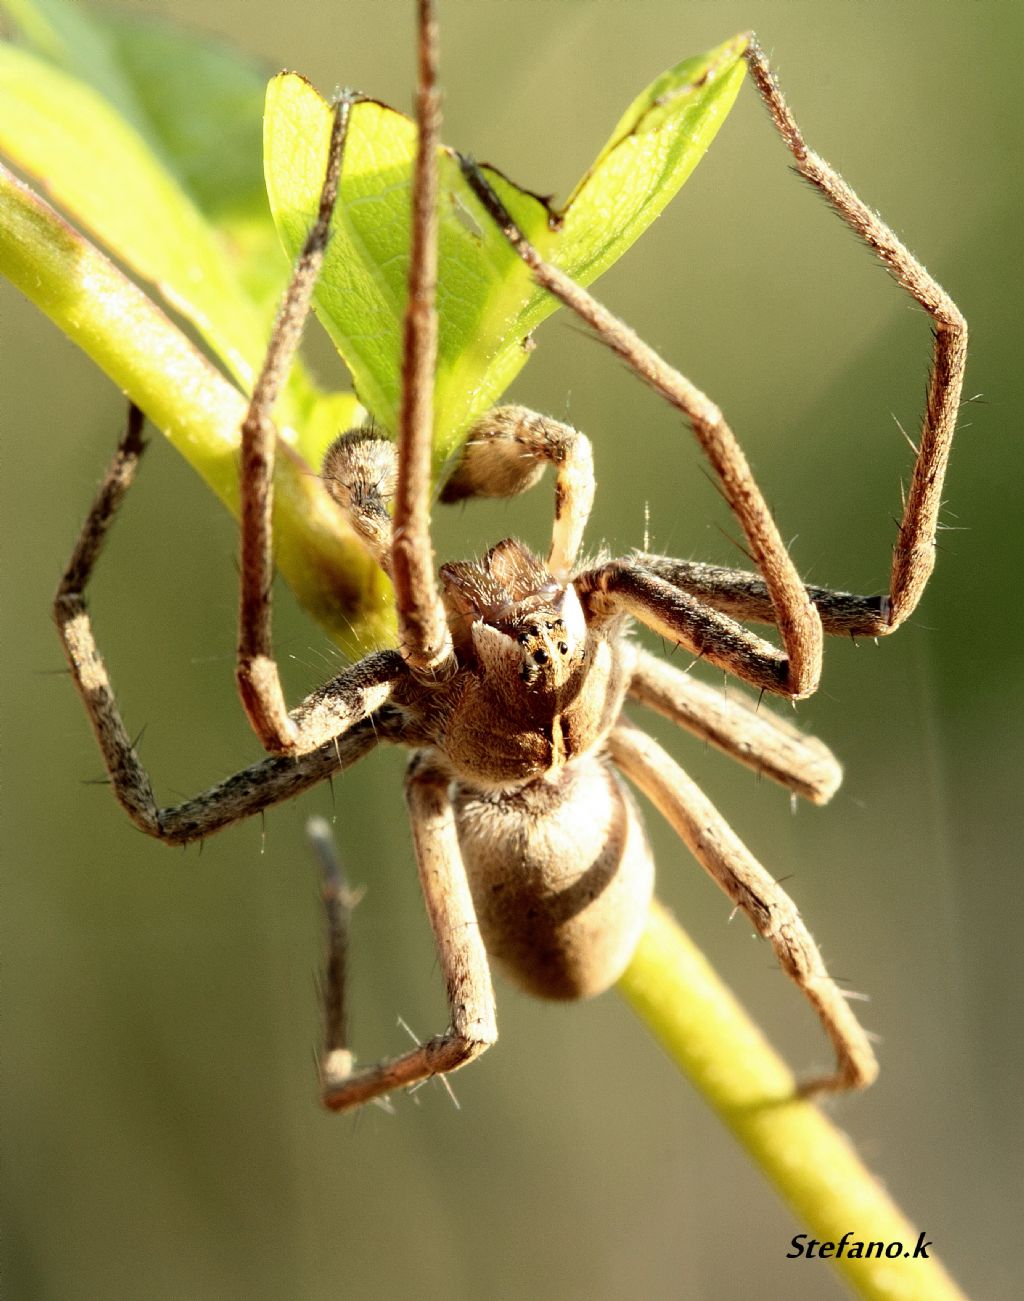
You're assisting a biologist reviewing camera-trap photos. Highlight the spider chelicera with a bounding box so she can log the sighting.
[54,0,966,1111]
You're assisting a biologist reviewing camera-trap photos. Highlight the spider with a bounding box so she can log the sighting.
[54,0,966,1112]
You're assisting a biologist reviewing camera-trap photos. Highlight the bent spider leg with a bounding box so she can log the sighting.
[577,557,794,695]
[743,41,967,635]
[307,816,358,1081]
[609,721,878,1094]
[623,556,890,639]
[321,753,497,1112]
[390,0,456,682]
[441,405,595,580]
[628,51,968,640]
[459,158,823,701]
[236,96,356,753]
[54,407,400,846]
[627,646,842,805]
[54,405,156,834]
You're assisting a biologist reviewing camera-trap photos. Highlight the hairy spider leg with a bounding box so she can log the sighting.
[610,721,878,1093]
[235,97,357,753]
[53,408,401,846]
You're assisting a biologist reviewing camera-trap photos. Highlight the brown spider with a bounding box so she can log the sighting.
[54,0,966,1112]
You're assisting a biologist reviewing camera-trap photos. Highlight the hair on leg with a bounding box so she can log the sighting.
[54,406,397,845]
[237,97,357,751]
[390,0,456,681]
[610,720,877,1093]
[321,752,497,1112]
[441,405,595,580]
[743,41,967,634]
[627,646,842,804]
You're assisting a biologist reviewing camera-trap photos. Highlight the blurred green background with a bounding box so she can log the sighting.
[3,1,1021,1298]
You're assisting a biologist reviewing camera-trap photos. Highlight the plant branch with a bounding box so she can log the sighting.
[619,901,967,1300]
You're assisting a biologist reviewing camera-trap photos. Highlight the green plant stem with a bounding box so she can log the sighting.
[619,900,966,1300]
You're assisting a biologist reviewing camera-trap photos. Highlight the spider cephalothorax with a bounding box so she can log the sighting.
[433,537,624,784]
[55,1,965,1112]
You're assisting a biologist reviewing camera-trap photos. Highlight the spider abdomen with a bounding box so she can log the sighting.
[452,755,654,1000]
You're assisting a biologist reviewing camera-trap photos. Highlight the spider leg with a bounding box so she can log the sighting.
[626,555,888,639]
[307,817,359,1081]
[54,408,401,846]
[627,646,842,805]
[440,405,595,580]
[321,752,496,1112]
[744,41,967,636]
[236,96,356,753]
[579,557,805,695]
[390,0,457,682]
[460,159,822,700]
[609,720,877,1094]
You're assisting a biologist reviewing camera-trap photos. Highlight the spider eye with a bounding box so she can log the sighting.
[517,632,530,645]
[533,649,549,665]
[558,642,569,655]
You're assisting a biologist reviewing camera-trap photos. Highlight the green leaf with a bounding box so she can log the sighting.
[97,13,290,322]
[555,35,750,287]
[1,0,273,264]
[99,16,270,227]
[0,0,353,438]
[0,42,266,389]
[0,0,150,132]
[264,35,748,470]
